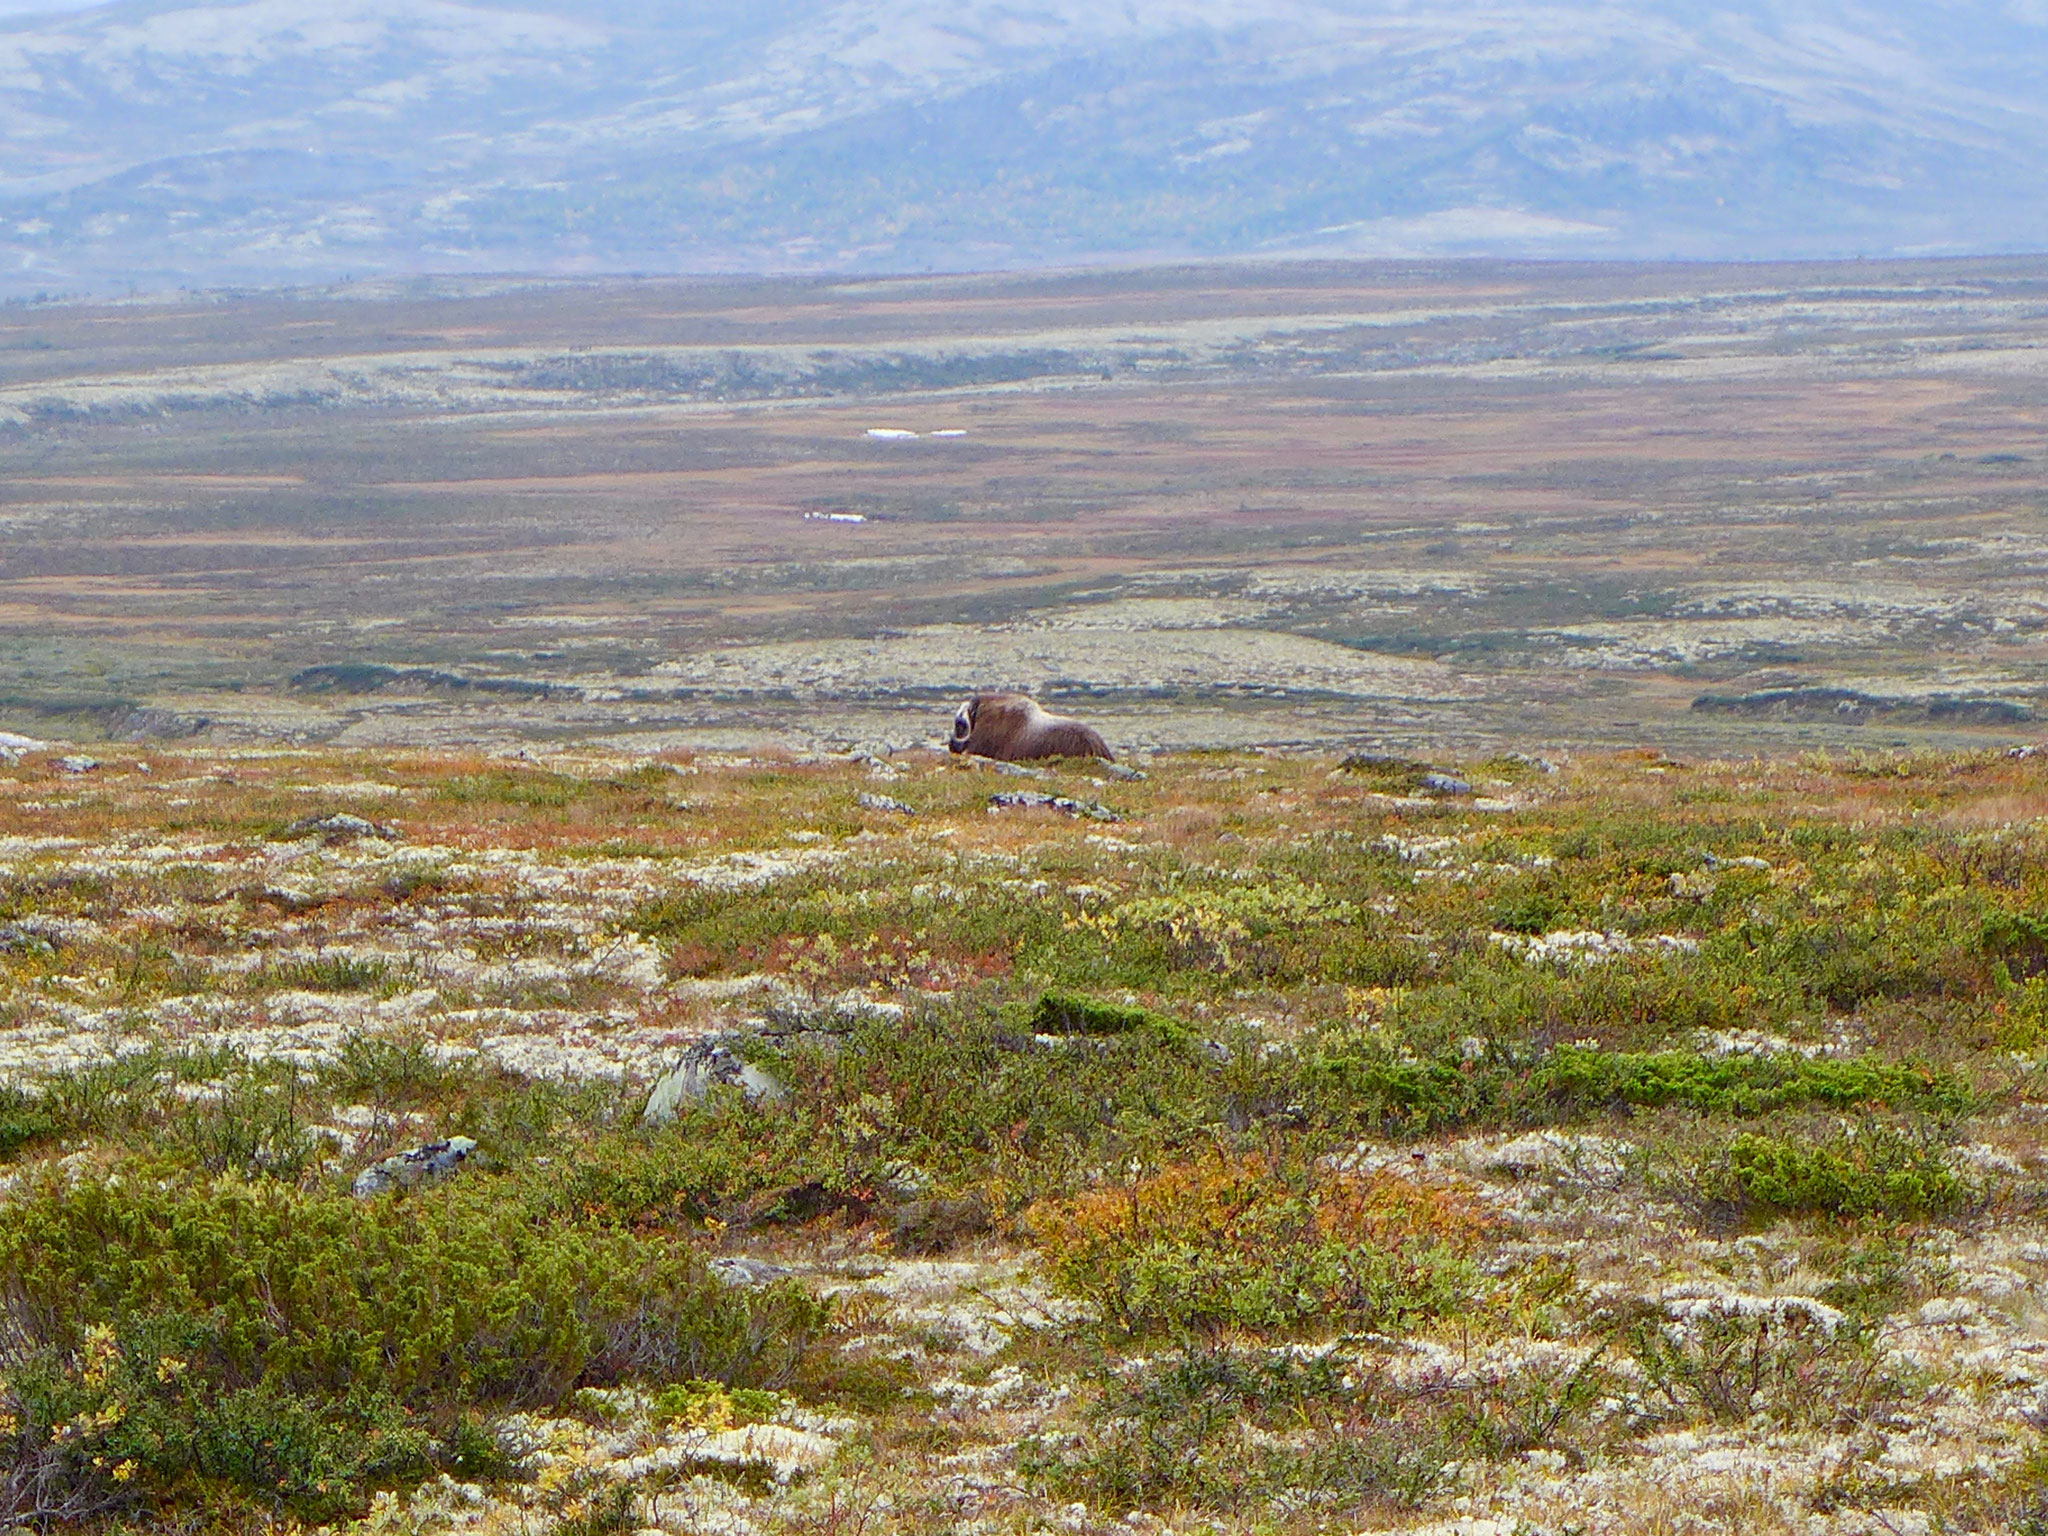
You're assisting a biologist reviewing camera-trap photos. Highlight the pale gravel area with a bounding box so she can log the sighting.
[647,619,1483,701]
[0,825,850,1084]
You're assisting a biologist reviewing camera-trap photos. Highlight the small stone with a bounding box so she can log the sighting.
[856,792,915,816]
[1098,762,1147,782]
[282,812,401,844]
[55,755,100,774]
[851,750,902,778]
[708,1256,795,1289]
[643,1038,786,1124]
[988,790,1120,823]
[352,1136,477,1198]
[0,921,57,955]
[1420,772,1474,796]
[985,760,1048,778]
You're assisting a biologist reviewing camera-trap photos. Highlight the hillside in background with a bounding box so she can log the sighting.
[3,0,2047,296]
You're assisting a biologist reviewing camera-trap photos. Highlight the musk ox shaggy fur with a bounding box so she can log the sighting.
[949,693,1113,762]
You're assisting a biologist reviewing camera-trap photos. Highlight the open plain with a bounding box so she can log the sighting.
[2,258,2047,758]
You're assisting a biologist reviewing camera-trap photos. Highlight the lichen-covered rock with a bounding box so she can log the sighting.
[55,754,100,774]
[352,1136,477,1197]
[282,811,401,843]
[987,790,1120,822]
[856,791,915,815]
[1420,772,1474,796]
[643,1038,786,1124]
[0,916,98,963]
[708,1256,795,1289]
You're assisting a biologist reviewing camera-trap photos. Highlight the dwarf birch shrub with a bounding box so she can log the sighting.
[0,1165,831,1520]
[1024,1340,1612,1515]
[1613,1293,1904,1428]
[0,1170,827,1403]
[1686,1122,1974,1220]
[1028,1154,1490,1339]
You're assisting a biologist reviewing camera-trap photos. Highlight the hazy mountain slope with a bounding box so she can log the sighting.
[1,0,2044,295]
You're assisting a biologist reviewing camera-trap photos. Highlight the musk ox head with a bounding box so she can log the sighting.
[949,692,1113,762]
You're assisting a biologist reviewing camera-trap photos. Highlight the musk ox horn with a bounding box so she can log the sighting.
[948,692,1113,763]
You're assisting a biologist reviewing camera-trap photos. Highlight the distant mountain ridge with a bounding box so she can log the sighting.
[2,0,2045,296]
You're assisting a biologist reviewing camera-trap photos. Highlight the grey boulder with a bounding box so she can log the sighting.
[708,1256,795,1289]
[987,790,1120,823]
[644,1038,786,1124]
[283,812,401,844]
[352,1136,477,1198]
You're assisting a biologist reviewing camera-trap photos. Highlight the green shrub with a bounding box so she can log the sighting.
[159,1066,321,1181]
[440,1410,518,1482]
[1300,1045,1479,1135]
[1983,909,2048,982]
[1029,990,1194,1049]
[0,1168,831,1519]
[0,1170,828,1402]
[2,1321,434,1525]
[1691,1126,1973,1220]
[1333,754,1432,792]
[648,1378,782,1429]
[0,1085,55,1159]
[1536,1047,1974,1120]
[1490,886,1567,934]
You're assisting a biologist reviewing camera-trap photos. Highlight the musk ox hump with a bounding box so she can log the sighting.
[949,692,1113,762]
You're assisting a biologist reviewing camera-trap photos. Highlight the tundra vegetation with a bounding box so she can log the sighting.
[0,741,2046,1533]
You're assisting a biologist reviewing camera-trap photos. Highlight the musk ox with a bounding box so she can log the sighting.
[949,693,1113,762]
